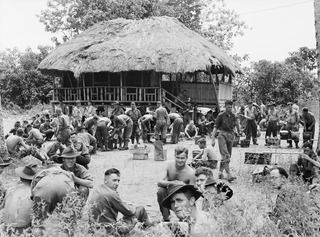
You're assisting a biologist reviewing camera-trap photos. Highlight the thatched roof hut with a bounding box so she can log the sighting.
[38,16,242,78]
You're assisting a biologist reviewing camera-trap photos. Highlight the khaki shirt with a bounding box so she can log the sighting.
[155,107,168,122]
[88,184,134,224]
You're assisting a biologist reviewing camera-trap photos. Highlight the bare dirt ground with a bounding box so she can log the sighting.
[1,98,319,224]
[1,117,308,221]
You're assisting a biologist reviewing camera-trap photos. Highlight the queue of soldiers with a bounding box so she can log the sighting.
[0,99,319,236]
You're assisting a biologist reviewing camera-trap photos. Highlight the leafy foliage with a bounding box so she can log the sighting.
[233,47,316,104]
[38,0,246,50]
[0,46,54,108]
[200,0,247,50]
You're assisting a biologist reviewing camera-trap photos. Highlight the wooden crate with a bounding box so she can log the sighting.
[266,137,280,146]
[130,145,150,160]
[240,139,250,147]
[244,152,272,165]
[280,130,289,140]
[133,152,148,160]
[190,159,218,169]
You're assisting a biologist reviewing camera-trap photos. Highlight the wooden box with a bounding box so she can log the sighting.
[240,139,250,147]
[244,152,272,165]
[266,137,280,146]
[133,152,148,160]
[190,159,218,169]
[131,145,150,160]
[280,130,289,140]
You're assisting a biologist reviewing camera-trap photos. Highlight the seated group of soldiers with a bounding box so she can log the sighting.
[0,140,232,237]
[2,105,320,236]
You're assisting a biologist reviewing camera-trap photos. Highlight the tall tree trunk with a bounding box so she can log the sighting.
[315,0,320,152]
[0,95,9,161]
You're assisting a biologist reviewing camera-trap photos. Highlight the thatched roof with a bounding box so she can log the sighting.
[38,16,242,77]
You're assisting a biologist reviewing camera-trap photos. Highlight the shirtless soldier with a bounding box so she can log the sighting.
[157,146,196,221]
[154,101,169,144]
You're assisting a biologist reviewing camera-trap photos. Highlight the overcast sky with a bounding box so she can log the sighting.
[0,0,316,63]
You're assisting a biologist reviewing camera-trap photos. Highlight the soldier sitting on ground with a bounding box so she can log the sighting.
[77,126,97,154]
[161,183,211,237]
[25,124,44,147]
[88,168,154,236]
[202,177,233,210]
[39,119,55,141]
[290,142,319,184]
[70,135,91,169]
[5,121,21,139]
[190,138,218,169]
[6,128,29,158]
[59,147,93,199]
[157,146,196,221]
[185,120,198,140]
[0,163,38,232]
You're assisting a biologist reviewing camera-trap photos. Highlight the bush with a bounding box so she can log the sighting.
[1,167,320,236]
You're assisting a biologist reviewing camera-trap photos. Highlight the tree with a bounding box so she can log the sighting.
[200,0,247,51]
[38,0,246,50]
[285,47,317,72]
[233,55,316,105]
[0,47,54,108]
[314,0,320,152]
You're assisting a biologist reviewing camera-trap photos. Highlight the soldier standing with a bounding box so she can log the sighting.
[126,102,142,144]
